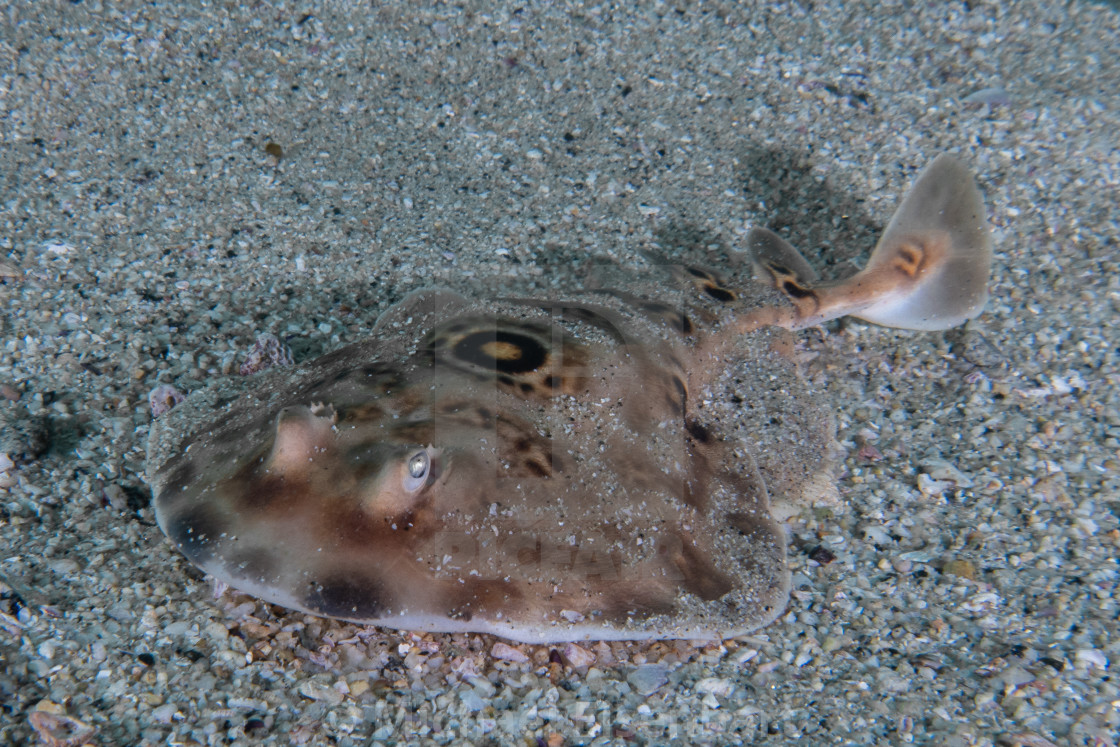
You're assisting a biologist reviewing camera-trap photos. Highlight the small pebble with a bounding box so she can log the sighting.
[460,688,485,712]
[28,707,97,747]
[297,678,345,705]
[920,458,974,488]
[151,703,180,724]
[490,642,529,663]
[962,86,1012,112]
[942,559,978,581]
[239,334,295,376]
[562,643,595,669]
[1074,649,1108,671]
[0,452,14,488]
[148,384,186,418]
[917,472,954,496]
[627,664,669,695]
[695,677,734,697]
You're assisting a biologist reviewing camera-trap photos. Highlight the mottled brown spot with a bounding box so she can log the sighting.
[515,540,542,566]
[781,279,814,299]
[331,498,438,548]
[703,284,736,303]
[727,511,774,542]
[524,459,550,477]
[237,472,297,512]
[601,583,676,621]
[306,574,388,619]
[668,375,688,415]
[685,419,714,445]
[433,401,499,429]
[164,506,224,565]
[671,537,736,601]
[436,398,468,414]
[893,242,925,277]
[340,401,387,422]
[361,363,399,378]
[497,415,558,477]
[391,421,436,444]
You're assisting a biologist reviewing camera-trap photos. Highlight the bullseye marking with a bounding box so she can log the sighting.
[452,330,548,374]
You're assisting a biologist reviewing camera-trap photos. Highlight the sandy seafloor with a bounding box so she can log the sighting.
[1,1,1119,745]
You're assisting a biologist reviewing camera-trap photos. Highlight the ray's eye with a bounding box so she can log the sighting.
[403,450,431,492]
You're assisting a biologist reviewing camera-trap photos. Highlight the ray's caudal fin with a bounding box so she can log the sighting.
[745,153,992,332]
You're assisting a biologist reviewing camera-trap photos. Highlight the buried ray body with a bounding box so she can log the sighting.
[148,154,992,643]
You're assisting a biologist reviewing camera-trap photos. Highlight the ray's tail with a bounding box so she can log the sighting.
[743,153,992,332]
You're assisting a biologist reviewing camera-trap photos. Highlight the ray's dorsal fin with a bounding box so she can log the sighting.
[745,154,992,332]
[747,230,819,286]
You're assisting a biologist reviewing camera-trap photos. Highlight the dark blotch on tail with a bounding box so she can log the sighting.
[781,278,814,299]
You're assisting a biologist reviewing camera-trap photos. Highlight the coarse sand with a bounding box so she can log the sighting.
[1,2,1118,745]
